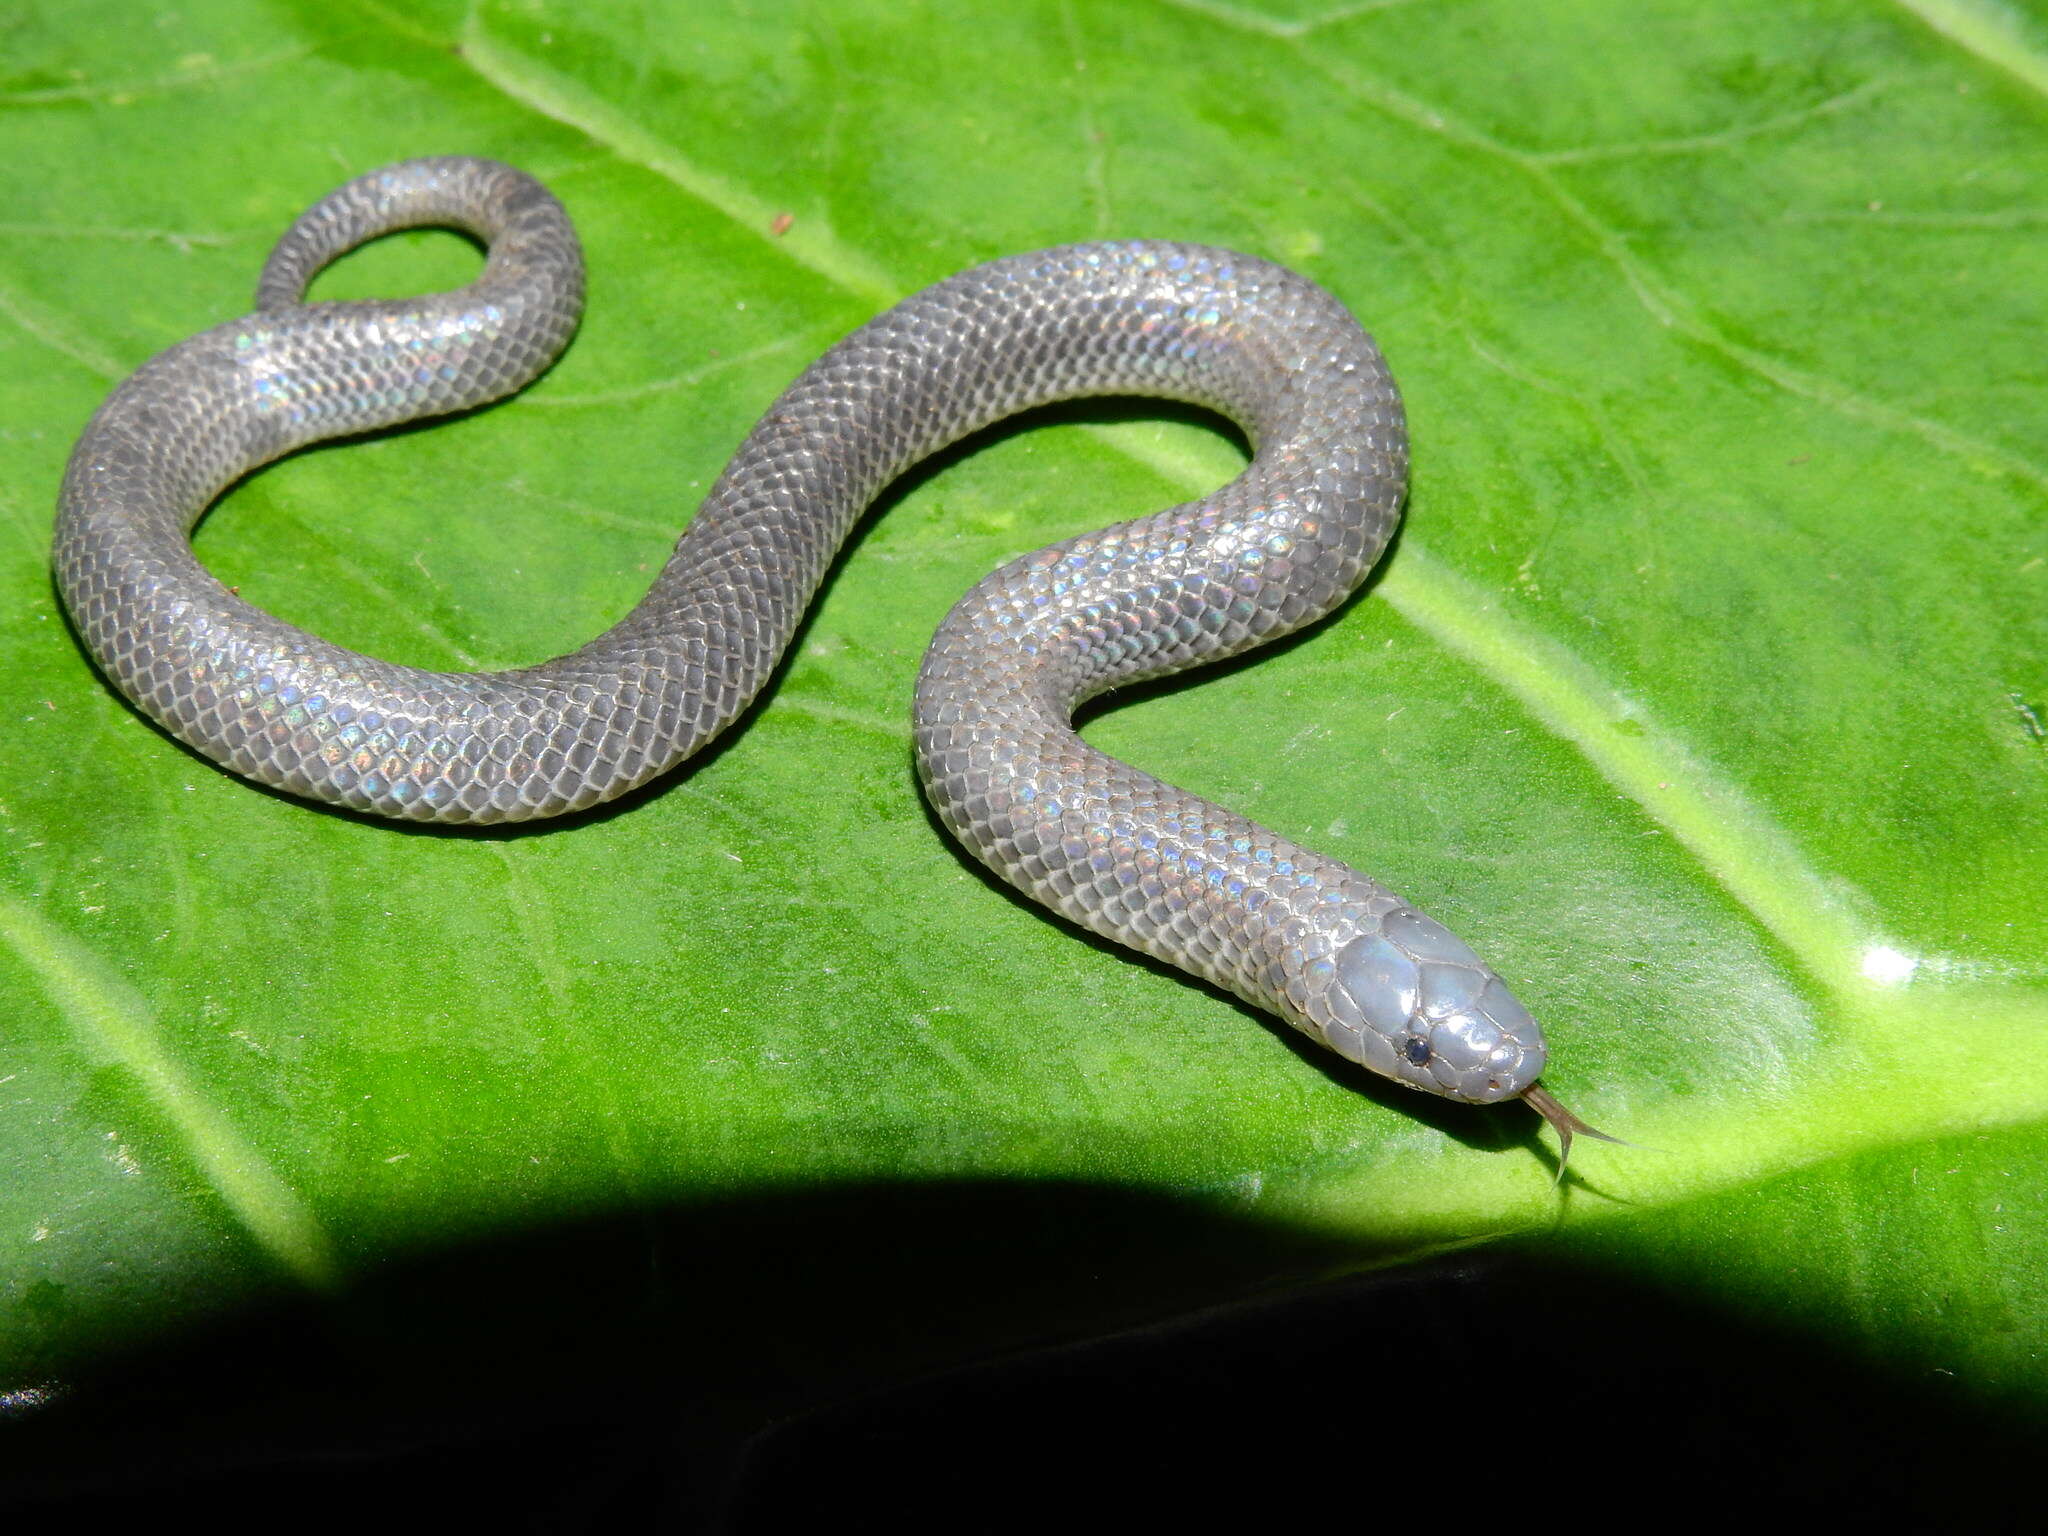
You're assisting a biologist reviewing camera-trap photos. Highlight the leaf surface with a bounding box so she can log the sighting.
[1,0,2043,1414]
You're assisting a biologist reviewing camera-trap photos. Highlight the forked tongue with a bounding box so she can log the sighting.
[1521,1084,1629,1186]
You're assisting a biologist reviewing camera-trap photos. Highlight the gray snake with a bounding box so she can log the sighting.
[54,157,1606,1149]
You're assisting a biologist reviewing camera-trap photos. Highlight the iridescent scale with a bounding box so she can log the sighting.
[55,157,1552,1106]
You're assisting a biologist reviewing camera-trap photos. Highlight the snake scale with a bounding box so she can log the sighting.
[54,157,1608,1154]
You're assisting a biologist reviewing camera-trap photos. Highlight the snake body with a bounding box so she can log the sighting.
[55,157,1580,1117]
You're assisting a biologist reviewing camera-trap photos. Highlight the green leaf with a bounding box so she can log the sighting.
[2,0,2044,1428]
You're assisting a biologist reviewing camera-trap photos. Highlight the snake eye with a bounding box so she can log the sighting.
[1403,1035,1432,1066]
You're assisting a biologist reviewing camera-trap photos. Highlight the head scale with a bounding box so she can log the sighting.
[1303,905,1546,1103]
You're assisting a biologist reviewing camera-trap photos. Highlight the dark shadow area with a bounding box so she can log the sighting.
[725,1241,2045,1532]
[0,1179,1352,1523]
[0,1174,2038,1530]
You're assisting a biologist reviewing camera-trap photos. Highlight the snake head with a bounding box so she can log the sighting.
[1305,906,1546,1102]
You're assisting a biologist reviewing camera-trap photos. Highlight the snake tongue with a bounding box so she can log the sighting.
[1521,1083,1628,1185]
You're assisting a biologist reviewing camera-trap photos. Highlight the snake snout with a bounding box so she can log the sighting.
[1310,906,1548,1103]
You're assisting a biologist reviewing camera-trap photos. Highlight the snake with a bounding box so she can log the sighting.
[53,156,1611,1158]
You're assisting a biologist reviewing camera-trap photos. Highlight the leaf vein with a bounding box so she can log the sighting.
[0,271,121,378]
[0,887,337,1291]
[1528,76,1894,165]
[1299,50,2048,495]
[452,5,900,307]
[1890,0,2048,100]
[1375,547,1875,998]
[0,45,314,107]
